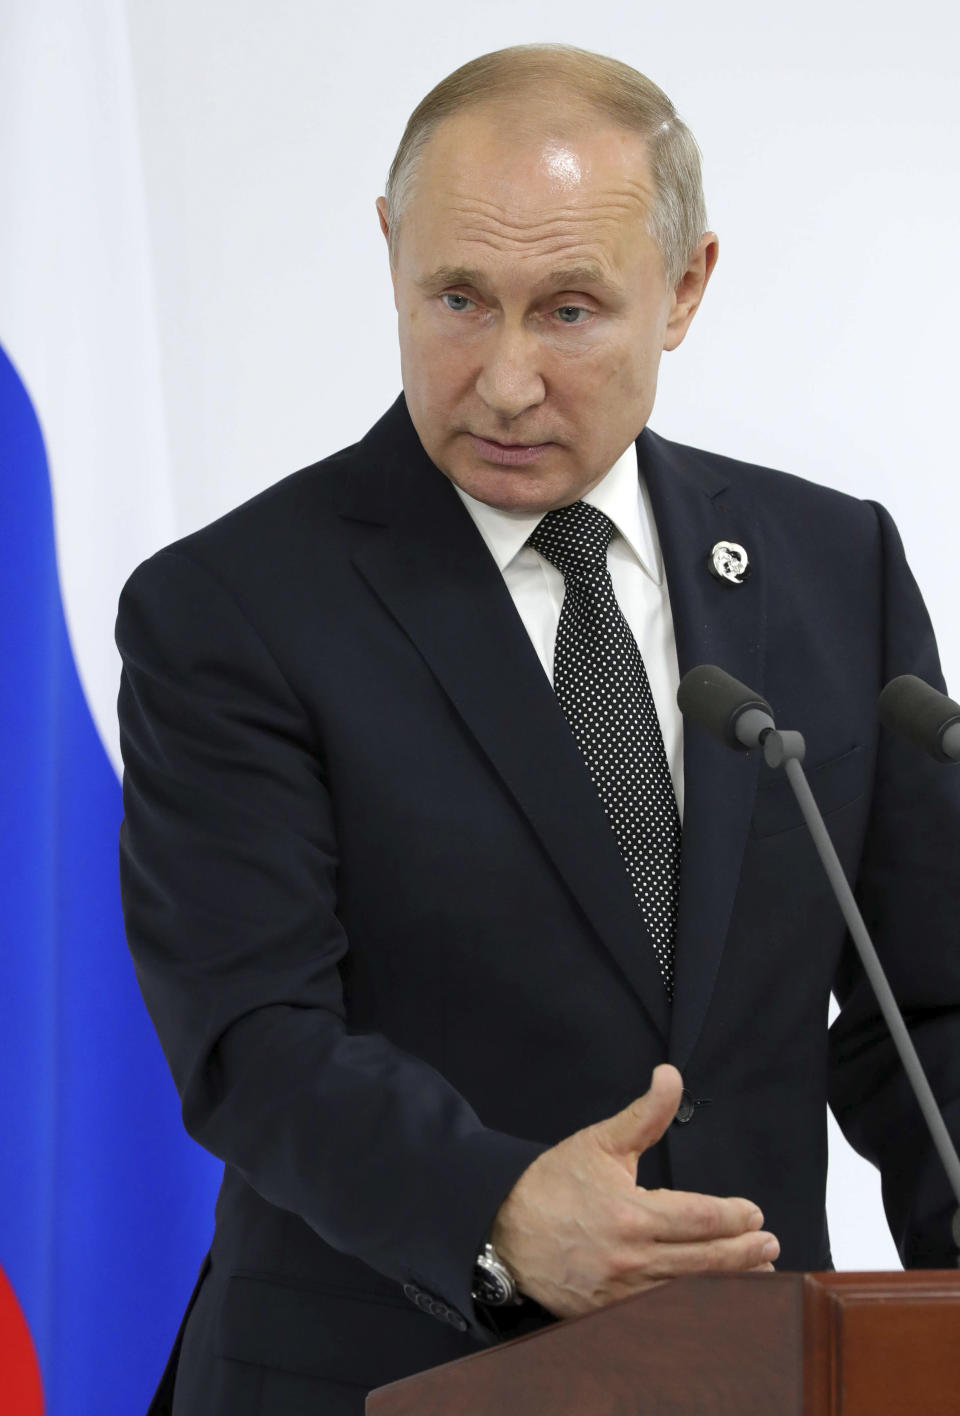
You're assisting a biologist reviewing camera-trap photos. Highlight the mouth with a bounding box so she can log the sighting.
[469,434,553,467]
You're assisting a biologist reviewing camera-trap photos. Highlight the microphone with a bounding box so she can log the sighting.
[676,664,775,750]
[878,674,960,763]
[678,664,960,1257]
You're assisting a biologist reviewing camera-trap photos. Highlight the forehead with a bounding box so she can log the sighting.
[400,105,659,281]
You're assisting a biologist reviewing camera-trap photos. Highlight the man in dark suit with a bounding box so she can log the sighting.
[116,45,960,1416]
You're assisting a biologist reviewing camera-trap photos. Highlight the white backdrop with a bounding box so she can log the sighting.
[114,0,960,1270]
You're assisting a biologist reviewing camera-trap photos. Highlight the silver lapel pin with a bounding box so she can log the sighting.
[708,540,750,585]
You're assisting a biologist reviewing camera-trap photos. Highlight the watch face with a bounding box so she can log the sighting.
[478,1274,507,1304]
[473,1265,510,1306]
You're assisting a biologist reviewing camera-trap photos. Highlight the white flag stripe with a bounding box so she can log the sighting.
[0,0,176,776]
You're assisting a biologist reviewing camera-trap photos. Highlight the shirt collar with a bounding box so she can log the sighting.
[453,439,662,585]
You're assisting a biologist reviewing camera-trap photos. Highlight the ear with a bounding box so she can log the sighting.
[663,232,719,352]
[376,197,400,310]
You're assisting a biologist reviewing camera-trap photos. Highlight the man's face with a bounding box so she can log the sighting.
[378,103,717,514]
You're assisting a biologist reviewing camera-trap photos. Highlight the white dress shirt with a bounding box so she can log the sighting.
[454,441,684,817]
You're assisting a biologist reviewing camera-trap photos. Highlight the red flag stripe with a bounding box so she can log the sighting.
[0,1265,44,1415]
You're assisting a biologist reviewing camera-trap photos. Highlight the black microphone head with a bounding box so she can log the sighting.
[878,675,960,763]
[677,665,775,750]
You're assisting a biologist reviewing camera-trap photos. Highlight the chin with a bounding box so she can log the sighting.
[443,448,586,514]
[450,465,573,514]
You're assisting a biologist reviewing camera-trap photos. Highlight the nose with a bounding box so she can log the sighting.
[474,327,546,422]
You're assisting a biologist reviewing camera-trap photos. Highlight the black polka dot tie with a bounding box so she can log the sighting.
[529,501,681,996]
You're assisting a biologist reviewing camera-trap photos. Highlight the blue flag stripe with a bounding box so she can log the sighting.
[0,340,221,1414]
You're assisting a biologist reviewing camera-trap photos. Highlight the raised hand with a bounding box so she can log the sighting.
[490,1064,779,1318]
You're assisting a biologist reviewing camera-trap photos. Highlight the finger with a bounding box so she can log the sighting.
[595,1064,684,1159]
[632,1229,780,1279]
[633,1188,765,1242]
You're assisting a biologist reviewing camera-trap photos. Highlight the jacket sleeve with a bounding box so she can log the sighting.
[829,501,960,1266]
[116,546,548,1339]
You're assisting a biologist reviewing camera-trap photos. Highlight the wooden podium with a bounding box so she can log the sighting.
[366,1272,960,1415]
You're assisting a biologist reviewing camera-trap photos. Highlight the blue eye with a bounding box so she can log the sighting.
[556,305,588,324]
[441,293,474,312]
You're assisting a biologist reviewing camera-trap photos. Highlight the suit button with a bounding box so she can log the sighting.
[675,1088,696,1125]
[403,1283,435,1313]
[433,1301,468,1330]
[403,1282,466,1329]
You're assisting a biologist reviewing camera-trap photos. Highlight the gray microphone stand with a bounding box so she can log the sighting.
[735,707,960,1261]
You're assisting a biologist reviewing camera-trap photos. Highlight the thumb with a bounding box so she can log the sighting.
[594,1064,684,1159]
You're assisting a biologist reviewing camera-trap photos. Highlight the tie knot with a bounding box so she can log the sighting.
[528,501,615,579]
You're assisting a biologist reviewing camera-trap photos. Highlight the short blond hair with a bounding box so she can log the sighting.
[385,44,707,288]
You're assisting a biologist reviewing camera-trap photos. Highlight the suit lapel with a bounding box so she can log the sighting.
[342,398,671,1040]
[639,430,767,1072]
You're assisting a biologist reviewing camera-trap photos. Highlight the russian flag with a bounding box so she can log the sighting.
[0,4,221,1411]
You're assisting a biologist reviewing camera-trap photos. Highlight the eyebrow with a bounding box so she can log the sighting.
[416,263,622,298]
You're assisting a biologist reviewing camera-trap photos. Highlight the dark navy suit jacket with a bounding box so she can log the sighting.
[116,395,960,1415]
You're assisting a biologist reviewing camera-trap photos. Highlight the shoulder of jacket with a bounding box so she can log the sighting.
[121,436,371,601]
[646,426,880,530]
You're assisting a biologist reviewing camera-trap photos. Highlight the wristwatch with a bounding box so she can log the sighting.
[471,1241,524,1306]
